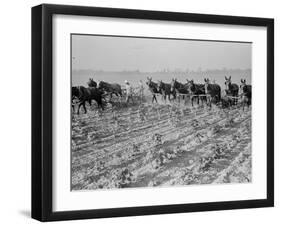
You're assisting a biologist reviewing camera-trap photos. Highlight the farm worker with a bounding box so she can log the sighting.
[125,80,133,103]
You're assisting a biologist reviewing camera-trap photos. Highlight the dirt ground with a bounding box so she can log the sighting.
[71,96,251,190]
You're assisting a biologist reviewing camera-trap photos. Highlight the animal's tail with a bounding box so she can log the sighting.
[218,91,221,102]
[98,90,108,109]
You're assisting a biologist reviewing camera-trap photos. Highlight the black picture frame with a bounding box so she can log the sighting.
[32,4,274,222]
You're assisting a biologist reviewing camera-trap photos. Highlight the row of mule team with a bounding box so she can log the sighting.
[72,76,251,114]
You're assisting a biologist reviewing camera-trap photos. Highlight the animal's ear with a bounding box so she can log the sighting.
[204,78,206,82]
[241,79,243,83]
[225,76,227,80]
[229,76,231,80]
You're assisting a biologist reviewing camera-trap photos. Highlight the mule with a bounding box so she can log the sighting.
[98,81,122,99]
[146,77,161,103]
[171,78,189,103]
[240,79,252,110]
[72,86,104,114]
[204,78,221,107]
[87,78,97,88]
[186,79,206,107]
[157,80,175,102]
[225,76,239,105]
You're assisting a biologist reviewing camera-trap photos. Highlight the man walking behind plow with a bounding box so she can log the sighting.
[125,80,133,104]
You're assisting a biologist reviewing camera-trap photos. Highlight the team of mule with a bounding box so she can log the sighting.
[72,77,251,114]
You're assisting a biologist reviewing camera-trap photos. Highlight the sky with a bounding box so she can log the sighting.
[71,34,252,72]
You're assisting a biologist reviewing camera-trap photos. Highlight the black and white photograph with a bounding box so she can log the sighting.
[29,2,274,222]
[71,34,252,191]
